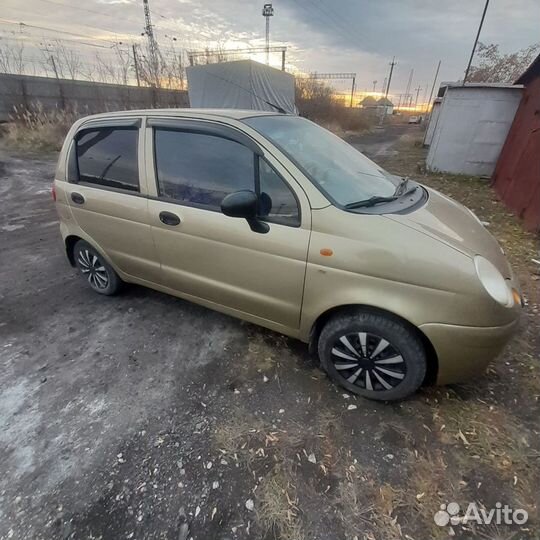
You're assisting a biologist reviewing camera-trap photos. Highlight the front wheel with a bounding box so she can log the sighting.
[74,240,122,296]
[318,310,427,401]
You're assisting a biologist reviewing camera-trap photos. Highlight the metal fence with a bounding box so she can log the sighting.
[0,73,189,121]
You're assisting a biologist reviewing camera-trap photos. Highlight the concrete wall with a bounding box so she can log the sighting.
[426,85,522,176]
[0,73,189,121]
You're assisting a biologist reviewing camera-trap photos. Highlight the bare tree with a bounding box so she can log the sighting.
[0,43,27,75]
[40,41,83,80]
[468,42,540,83]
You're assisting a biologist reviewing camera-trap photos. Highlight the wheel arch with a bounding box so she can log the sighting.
[65,235,119,275]
[65,234,82,266]
[308,304,439,386]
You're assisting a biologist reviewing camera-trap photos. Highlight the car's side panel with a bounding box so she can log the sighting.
[144,118,312,329]
[62,117,161,282]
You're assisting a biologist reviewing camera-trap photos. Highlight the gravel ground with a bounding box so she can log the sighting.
[1,126,539,540]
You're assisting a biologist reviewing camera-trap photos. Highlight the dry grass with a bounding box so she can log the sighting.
[336,476,405,540]
[3,103,79,152]
[256,465,304,540]
[432,398,534,475]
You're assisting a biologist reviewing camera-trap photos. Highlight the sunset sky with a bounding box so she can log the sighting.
[1,0,539,100]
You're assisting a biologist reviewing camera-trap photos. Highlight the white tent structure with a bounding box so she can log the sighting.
[186,59,296,114]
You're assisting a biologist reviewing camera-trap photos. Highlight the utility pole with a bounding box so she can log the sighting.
[404,68,413,106]
[49,55,59,79]
[350,75,356,107]
[414,85,422,108]
[463,0,489,85]
[422,84,428,109]
[132,44,140,87]
[426,60,441,113]
[281,49,286,71]
[262,3,274,65]
[143,0,160,86]
[385,56,396,99]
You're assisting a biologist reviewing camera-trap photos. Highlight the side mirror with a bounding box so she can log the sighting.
[221,190,269,234]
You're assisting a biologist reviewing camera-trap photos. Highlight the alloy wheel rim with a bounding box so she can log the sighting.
[77,249,109,290]
[330,332,406,391]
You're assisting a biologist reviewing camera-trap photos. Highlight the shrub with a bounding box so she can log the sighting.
[3,103,80,152]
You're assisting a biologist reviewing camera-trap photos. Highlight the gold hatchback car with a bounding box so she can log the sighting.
[54,109,521,400]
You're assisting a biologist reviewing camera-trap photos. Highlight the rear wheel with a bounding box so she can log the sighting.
[318,310,427,401]
[74,240,121,296]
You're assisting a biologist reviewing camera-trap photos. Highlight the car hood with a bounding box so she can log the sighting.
[386,186,512,277]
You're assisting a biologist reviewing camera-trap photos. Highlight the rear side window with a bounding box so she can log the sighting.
[76,128,139,192]
[154,128,254,211]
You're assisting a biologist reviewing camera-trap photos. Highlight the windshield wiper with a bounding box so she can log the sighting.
[345,195,398,209]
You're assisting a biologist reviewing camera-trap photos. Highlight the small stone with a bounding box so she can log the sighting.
[263,375,269,383]
[195,506,200,517]
[212,481,219,489]
[245,499,254,511]
[347,404,358,411]
[278,409,285,414]
[206,461,212,469]
[307,453,317,464]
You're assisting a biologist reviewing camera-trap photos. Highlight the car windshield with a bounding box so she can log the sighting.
[244,115,398,206]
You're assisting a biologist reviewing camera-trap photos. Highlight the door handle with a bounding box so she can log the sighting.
[159,211,181,226]
[71,192,85,205]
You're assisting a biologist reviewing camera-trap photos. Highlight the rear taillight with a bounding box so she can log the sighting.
[52,184,56,202]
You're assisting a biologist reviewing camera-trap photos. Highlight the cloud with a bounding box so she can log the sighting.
[1,0,539,95]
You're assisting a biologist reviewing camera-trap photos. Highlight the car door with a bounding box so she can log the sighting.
[65,117,160,282]
[145,117,311,331]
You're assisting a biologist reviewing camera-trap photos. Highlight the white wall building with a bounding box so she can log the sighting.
[426,83,523,176]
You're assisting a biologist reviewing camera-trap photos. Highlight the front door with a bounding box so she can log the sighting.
[64,119,160,282]
[146,118,311,330]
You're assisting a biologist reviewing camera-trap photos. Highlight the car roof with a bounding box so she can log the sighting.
[79,108,285,122]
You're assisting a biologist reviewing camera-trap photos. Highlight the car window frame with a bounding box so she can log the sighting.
[149,119,301,227]
[68,118,143,196]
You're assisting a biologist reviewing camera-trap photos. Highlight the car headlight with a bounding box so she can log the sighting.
[474,256,513,307]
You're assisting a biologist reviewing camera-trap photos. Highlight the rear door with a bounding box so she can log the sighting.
[145,118,311,330]
[65,118,160,282]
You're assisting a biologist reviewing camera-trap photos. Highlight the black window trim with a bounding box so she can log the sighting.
[68,119,142,196]
[151,122,302,227]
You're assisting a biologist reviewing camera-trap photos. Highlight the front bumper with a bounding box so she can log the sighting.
[420,318,520,385]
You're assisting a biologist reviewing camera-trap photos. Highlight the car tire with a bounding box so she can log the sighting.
[318,310,427,401]
[73,240,122,296]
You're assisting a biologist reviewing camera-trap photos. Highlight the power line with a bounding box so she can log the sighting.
[0,18,124,46]
[0,31,114,50]
[2,6,141,43]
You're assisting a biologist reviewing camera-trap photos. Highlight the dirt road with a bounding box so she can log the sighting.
[1,128,538,540]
